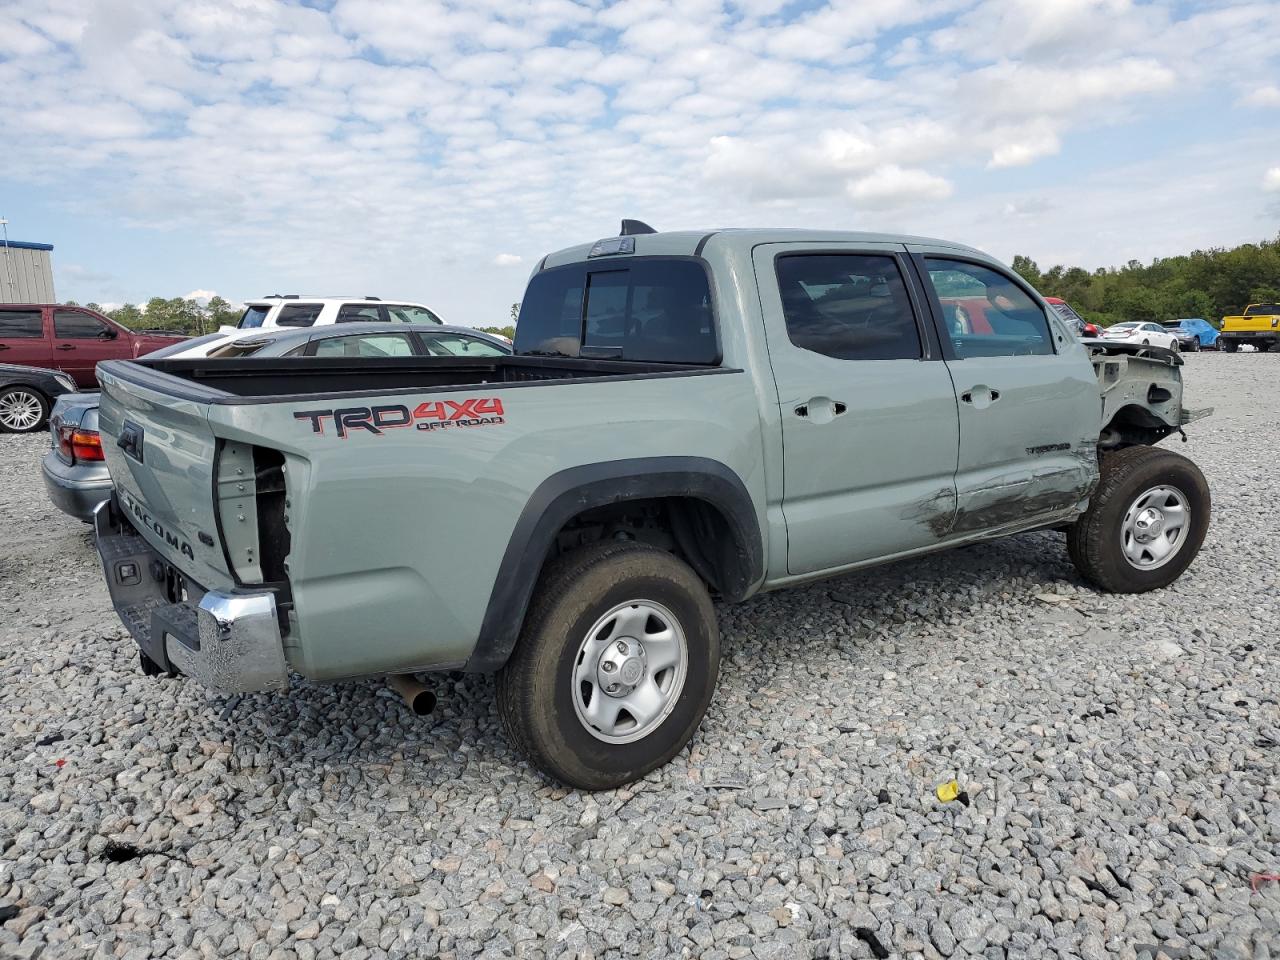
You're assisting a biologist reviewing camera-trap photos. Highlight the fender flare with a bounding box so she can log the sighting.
[465,456,762,673]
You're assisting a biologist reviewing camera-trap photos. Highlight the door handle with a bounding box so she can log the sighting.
[55,344,76,351]
[960,385,1000,407]
[794,397,847,424]
[0,344,9,350]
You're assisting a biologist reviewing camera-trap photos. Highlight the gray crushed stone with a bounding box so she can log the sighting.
[1,352,1278,958]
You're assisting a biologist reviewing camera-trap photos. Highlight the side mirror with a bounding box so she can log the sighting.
[99,328,118,339]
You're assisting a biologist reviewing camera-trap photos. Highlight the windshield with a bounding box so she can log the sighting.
[238,305,272,329]
[1244,304,1280,316]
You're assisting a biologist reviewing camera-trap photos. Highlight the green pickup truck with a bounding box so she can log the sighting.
[93,226,1211,789]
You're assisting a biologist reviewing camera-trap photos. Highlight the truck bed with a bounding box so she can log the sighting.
[104,354,725,402]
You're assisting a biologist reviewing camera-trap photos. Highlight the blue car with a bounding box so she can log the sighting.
[1162,318,1219,351]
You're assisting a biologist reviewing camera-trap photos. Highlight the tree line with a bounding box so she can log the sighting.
[67,296,241,335]
[1011,234,1280,328]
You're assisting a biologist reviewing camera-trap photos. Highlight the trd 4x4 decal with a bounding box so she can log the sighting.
[294,398,505,438]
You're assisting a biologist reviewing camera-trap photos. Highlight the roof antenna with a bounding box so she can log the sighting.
[620,219,657,236]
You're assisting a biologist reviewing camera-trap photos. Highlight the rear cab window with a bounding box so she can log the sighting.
[515,258,718,364]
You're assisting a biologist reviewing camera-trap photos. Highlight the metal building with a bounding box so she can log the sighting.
[0,240,55,303]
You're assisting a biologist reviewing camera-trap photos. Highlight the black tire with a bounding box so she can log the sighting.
[0,386,50,433]
[497,540,720,790]
[1067,446,1210,593]
[1141,339,1150,346]
[1188,340,1199,352]
[1258,342,1272,353]
[1222,339,1238,353]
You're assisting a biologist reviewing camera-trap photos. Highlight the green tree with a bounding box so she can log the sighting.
[1012,233,1280,327]
[206,295,240,329]
[108,304,144,329]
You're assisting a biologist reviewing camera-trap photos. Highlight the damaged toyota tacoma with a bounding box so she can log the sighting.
[92,226,1212,790]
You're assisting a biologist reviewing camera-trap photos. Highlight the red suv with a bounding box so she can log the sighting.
[0,304,185,388]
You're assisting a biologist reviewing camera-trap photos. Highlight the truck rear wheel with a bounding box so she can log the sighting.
[496,540,720,790]
[1067,446,1209,593]
[1222,340,1238,352]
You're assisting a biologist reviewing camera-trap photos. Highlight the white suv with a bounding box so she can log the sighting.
[156,296,445,360]
[236,296,442,331]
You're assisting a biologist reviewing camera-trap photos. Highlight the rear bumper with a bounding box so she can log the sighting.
[1220,330,1279,342]
[94,495,289,694]
[41,452,112,522]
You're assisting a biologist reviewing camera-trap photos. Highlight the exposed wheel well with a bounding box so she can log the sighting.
[549,495,754,601]
[1099,402,1179,449]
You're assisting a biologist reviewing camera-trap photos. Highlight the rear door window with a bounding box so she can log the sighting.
[774,254,921,361]
[516,258,717,363]
[0,309,44,338]
[311,333,414,357]
[276,304,324,327]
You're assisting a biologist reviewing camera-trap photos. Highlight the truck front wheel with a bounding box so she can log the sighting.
[496,540,720,790]
[1067,446,1210,593]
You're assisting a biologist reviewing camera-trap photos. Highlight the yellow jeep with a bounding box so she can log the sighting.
[1219,303,1280,352]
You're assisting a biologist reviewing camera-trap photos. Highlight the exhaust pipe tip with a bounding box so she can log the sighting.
[388,673,437,715]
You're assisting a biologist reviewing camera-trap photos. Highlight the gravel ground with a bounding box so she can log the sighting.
[2,352,1278,960]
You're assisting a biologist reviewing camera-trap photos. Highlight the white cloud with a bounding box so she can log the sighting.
[1243,85,1280,108]
[847,165,952,209]
[3,0,1277,320]
[988,125,1061,169]
[183,289,218,303]
[1003,197,1055,218]
[1264,168,1280,193]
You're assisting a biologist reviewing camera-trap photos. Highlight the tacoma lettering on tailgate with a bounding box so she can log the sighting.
[293,398,505,439]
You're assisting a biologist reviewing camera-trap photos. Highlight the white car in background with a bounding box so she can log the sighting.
[174,295,445,359]
[1101,321,1181,351]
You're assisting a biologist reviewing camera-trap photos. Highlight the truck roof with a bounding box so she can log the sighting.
[540,228,990,270]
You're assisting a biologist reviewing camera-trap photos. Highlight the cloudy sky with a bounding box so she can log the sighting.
[2,0,1278,326]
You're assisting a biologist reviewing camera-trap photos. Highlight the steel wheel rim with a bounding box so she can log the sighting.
[1121,484,1190,570]
[571,599,688,744]
[0,391,42,430]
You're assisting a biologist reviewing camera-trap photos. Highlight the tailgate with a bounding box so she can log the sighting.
[97,362,233,588]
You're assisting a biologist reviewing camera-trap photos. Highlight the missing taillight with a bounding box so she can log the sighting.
[253,447,290,584]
